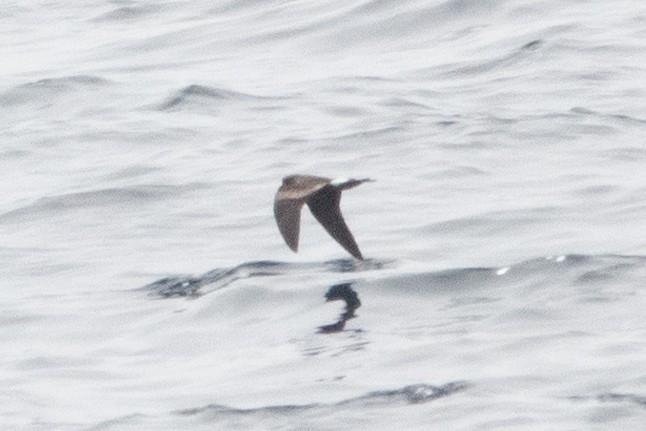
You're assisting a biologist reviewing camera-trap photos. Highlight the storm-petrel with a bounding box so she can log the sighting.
[274,175,373,260]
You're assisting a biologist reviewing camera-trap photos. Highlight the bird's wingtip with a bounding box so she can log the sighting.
[288,242,299,253]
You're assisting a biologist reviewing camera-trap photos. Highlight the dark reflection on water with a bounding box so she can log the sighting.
[318,282,361,334]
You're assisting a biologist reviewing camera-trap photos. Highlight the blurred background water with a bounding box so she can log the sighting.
[2,0,646,429]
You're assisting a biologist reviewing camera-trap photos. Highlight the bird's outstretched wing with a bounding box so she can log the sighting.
[274,197,305,252]
[306,185,363,260]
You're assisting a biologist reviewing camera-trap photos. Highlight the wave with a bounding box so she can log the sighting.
[158,84,285,111]
[424,38,544,78]
[141,258,392,298]
[0,185,202,223]
[575,392,646,407]
[141,253,646,300]
[18,75,108,89]
[421,205,563,238]
[217,0,506,53]
[570,107,646,126]
[179,382,468,416]
[93,5,161,22]
[83,382,466,429]
[0,75,109,107]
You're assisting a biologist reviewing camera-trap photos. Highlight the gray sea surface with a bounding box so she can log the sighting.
[2,0,646,429]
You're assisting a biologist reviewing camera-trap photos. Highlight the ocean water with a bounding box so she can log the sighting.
[2,0,646,429]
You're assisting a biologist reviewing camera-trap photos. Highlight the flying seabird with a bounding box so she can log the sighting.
[274,175,373,260]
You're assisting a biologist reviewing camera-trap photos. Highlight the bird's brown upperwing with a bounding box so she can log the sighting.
[273,197,305,252]
[306,185,363,260]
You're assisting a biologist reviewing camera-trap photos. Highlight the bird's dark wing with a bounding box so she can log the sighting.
[306,185,363,260]
[274,197,305,252]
